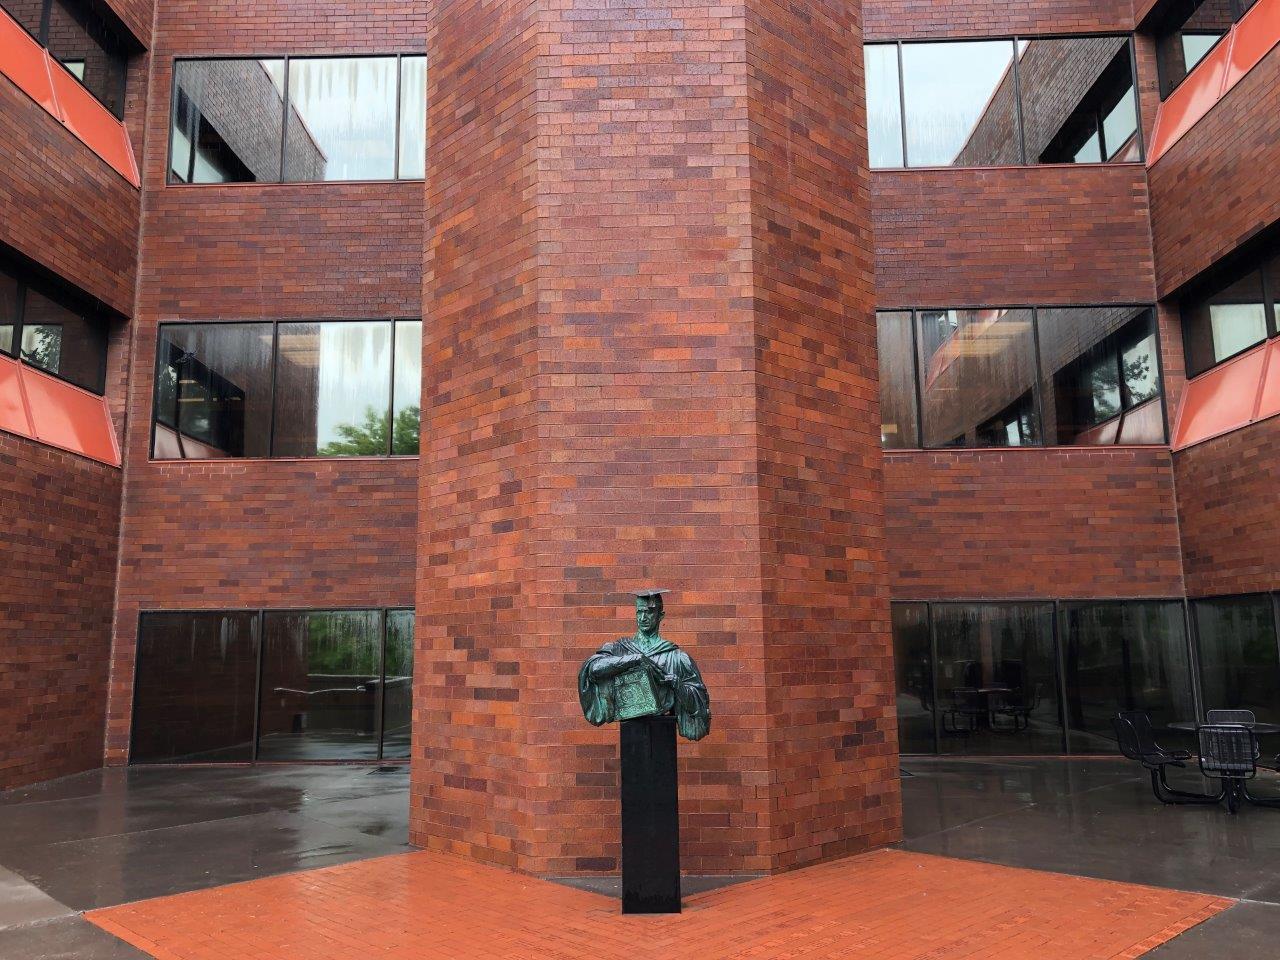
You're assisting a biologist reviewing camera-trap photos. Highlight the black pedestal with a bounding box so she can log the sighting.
[620,715,681,914]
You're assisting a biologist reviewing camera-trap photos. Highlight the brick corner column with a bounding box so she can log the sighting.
[416,0,899,877]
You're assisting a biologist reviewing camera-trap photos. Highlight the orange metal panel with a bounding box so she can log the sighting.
[1225,0,1280,89]
[0,7,59,116]
[1171,344,1268,449]
[1148,33,1233,163]
[0,355,34,439]
[46,61,140,187]
[1255,339,1280,422]
[21,366,120,465]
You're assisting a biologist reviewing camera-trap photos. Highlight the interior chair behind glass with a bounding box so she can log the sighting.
[1198,724,1280,813]
[1113,711,1222,806]
[1206,709,1257,727]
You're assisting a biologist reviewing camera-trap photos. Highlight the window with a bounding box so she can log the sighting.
[1155,0,1255,97]
[866,36,1141,169]
[877,305,1164,449]
[916,308,1040,449]
[0,264,109,394]
[168,55,427,184]
[892,603,934,754]
[1181,243,1279,378]
[892,600,1197,757]
[1,0,129,117]
[130,608,414,764]
[152,319,421,460]
[1193,593,1280,754]
[1060,601,1194,753]
[1038,307,1164,445]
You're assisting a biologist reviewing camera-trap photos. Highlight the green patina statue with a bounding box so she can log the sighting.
[578,590,711,741]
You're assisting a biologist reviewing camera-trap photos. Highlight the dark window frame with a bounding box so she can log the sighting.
[149,317,422,461]
[866,33,1145,170]
[0,266,109,395]
[1178,244,1279,379]
[4,0,131,118]
[129,606,414,764]
[1155,0,1255,99]
[166,52,428,186]
[879,303,1167,451]
[893,596,1199,757]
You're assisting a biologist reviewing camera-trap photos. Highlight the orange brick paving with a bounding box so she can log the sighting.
[85,848,1230,960]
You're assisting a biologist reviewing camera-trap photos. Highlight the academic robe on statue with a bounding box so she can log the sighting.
[578,638,712,741]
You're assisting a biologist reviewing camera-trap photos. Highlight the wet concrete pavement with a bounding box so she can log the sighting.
[901,756,1280,957]
[4,758,1280,957]
[0,765,409,960]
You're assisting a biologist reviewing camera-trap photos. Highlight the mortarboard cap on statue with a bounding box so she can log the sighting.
[630,588,670,600]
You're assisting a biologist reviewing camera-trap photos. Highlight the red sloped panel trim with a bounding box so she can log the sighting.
[1255,339,1280,423]
[1149,0,1280,165]
[8,363,120,466]
[0,356,34,438]
[1172,342,1273,450]
[0,7,139,187]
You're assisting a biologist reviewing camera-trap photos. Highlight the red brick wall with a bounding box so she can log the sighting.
[103,0,153,49]
[415,0,542,872]
[0,75,138,314]
[416,0,894,878]
[885,449,1186,599]
[745,0,900,867]
[0,434,121,790]
[104,0,424,763]
[873,167,1156,308]
[1175,417,1280,597]
[865,0,1134,40]
[1150,46,1280,297]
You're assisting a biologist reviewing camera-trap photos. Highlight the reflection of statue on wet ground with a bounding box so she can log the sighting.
[578,590,711,741]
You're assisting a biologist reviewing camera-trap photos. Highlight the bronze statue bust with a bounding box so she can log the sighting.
[577,590,711,741]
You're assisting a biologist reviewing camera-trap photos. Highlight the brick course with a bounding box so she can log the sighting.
[0,74,138,314]
[1150,44,1280,297]
[885,448,1186,600]
[873,167,1156,309]
[865,0,1135,41]
[1175,416,1280,598]
[0,433,121,790]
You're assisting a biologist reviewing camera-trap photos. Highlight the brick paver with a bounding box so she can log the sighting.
[87,848,1230,960]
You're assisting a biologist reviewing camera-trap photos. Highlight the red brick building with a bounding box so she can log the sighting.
[1,0,1278,877]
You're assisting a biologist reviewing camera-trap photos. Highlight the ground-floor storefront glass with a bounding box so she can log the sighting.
[893,599,1199,755]
[131,608,413,763]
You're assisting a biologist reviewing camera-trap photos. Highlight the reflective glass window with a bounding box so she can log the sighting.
[916,308,1039,448]
[272,321,393,458]
[1195,595,1280,724]
[131,612,260,763]
[0,270,17,355]
[170,60,286,183]
[153,324,273,459]
[20,288,107,393]
[1156,0,1235,97]
[398,56,427,180]
[259,610,382,761]
[1060,601,1194,753]
[876,311,918,448]
[44,0,127,116]
[900,40,1020,167]
[865,44,904,169]
[392,320,421,455]
[933,603,1063,755]
[892,603,935,754]
[1182,266,1270,377]
[285,57,398,182]
[1026,38,1138,164]
[382,610,414,760]
[1037,307,1163,445]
